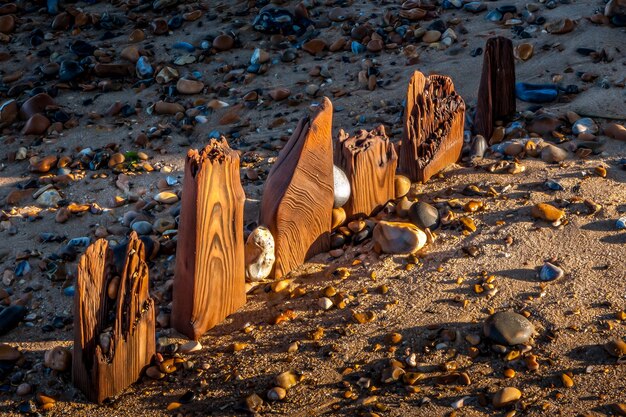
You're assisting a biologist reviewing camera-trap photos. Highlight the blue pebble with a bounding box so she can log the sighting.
[358,115,366,124]
[200,40,210,50]
[616,217,626,230]
[464,2,486,13]
[47,0,58,14]
[485,10,503,21]
[136,56,153,78]
[208,130,221,139]
[67,237,91,247]
[351,41,366,54]
[173,42,195,53]
[15,261,31,277]
[247,63,261,74]
[515,82,558,103]
[544,179,564,191]
[539,262,563,281]
[63,286,75,297]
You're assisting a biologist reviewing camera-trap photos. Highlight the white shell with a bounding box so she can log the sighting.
[333,165,351,208]
[245,226,275,281]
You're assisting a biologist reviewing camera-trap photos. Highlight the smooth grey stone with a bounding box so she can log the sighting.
[131,220,153,235]
[409,201,440,230]
[484,311,534,346]
[471,135,488,159]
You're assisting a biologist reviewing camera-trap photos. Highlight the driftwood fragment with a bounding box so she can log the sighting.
[172,138,246,340]
[334,125,398,219]
[473,36,516,140]
[259,97,334,279]
[73,232,155,403]
[398,71,466,183]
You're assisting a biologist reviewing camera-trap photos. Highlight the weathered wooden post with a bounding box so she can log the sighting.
[334,125,397,220]
[473,36,516,140]
[73,232,155,403]
[172,138,246,340]
[398,71,466,183]
[259,97,334,279]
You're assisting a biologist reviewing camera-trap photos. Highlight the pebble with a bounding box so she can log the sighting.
[515,43,533,60]
[131,221,153,235]
[212,34,234,51]
[333,165,351,208]
[492,387,522,408]
[179,341,202,354]
[154,191,178,204]
[318,297,333,310]
[616,217,626,230]
[605,123,626,141]
[176,79,204,94]
[422,30,441,43]
[44,346,71,371]
[483,311,534,345]
[0,343,21,361]
[244,226,275,282]
[267,387,286,401]
[604,339,626,357]
[269,88,291,101]
[408,202,440,230]
[373,221,427,254]
[572,118,598,136]
[276,371,298,389]
[531,203,564,222]
[331,208,346,229]
[394,175,411,198]
[538,262,564,281]
[16,383,31,396]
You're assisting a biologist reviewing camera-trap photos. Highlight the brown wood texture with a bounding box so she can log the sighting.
[73,232,155,404]
[171,138,246,340]
[473,36,516,140]
[259,97,334,279]
[398,71,466,183]
[334,125,397,219]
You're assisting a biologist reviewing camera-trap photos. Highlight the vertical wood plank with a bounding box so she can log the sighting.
[259,97,334,279]
[172,138,246,340]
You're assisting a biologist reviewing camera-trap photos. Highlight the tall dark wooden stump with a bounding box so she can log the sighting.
[73,232,155,404]
[473,36,516,140]
[172,138,246,340]
[398,71,466,183]
[259,97,334,279]
[334,125,397,219]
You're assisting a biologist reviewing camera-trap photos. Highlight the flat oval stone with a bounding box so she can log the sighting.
[245,226,275,282]
[0,343,21,361]
[531,203,564,222]
[131,220,153,235]
[409,201,440,230]
[484,311,534,345]
[541,144,568,163]
[572,117,598,136]
[154,191,178,204]
[176,78,204,94]
[492,387,522,408]
[373,221,427,254]
[213,34,234,51]
[394,175,411,198]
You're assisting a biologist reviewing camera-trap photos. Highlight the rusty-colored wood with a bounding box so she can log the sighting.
[473,36,516,140]
[259,97,334,279]
[172,138,246,340]
[334,125,397,219]
[398,71,466,183]
[73,232,155,404]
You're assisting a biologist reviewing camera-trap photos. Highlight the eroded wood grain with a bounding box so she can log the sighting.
[398,71,465,183]
[473,36,516,140]
[73,232,155,403]
[172,138,246,340]
[259,97,334,279]
[334,125,397,219]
